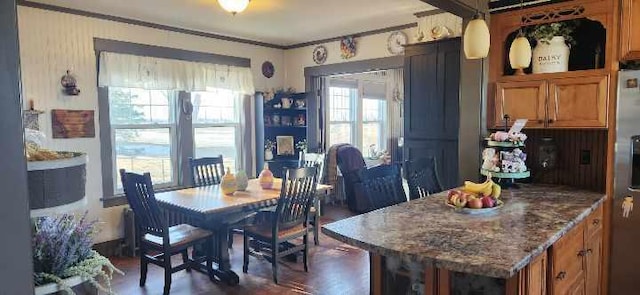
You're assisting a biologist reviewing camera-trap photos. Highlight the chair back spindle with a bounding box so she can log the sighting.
[273,167,318,233]
[119,169,168,242]
[189,156,225,187]
[405,157,444,200]
[299,152,326,183]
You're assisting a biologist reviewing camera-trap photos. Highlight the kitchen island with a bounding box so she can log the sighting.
[322,184,606,295]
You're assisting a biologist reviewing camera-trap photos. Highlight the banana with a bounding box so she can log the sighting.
[463,180,494,196]
[491,183,502,199]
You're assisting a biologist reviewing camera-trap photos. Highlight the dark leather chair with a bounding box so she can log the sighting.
[120,169,214,295]
[242,166,318,284]
[405,157,444,200]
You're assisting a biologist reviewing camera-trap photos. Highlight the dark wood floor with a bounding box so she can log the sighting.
[109,204,370,295]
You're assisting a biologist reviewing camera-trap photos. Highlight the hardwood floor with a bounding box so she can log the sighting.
[109,204,369,295]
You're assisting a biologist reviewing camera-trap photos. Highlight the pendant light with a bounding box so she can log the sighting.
[509,0,532,75]
[218,0,250,15]
[463,0,490,59]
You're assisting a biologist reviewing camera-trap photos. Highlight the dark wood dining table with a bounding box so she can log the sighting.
[154,178,332,285]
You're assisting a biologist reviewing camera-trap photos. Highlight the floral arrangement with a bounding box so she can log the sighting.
[265,139,276,151]
[489,131,528,144]
[33,213,123,294]
[295,139,307,152]
[527,20,579,46]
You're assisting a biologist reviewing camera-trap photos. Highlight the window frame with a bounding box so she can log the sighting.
[327,78,388,151]
[96,39,252,208]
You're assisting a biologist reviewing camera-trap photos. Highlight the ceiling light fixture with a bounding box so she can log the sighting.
[509,0,532,75]
[218,0,250,15]
[463,0,490,59]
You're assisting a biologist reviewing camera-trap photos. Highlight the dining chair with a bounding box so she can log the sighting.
[298,151,325,245]
[188,156,248,249]
[361,163,407,211]
[405,157,444,200]
[242,166,318,284]
[189,156,225,187]
[119,169,215,295]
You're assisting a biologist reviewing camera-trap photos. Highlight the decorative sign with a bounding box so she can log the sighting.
[51,109,95,138]
[340,37,357,59]
[276,136,294,156]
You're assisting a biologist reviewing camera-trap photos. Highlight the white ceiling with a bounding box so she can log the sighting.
[29,0,435,46]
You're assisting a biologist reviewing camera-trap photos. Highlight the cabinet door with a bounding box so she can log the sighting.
[494,81,547,129]
[551,222,585,295]
[621,0,640,60]
[585,230,603,295]
[548,75,609,128]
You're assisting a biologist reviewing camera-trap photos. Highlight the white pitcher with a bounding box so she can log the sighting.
[532,36,570,74]
[281,97,293,109]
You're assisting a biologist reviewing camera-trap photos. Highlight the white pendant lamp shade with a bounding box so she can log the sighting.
[218,0,250,14]
[509,35,532,70]
[463,17,490,59]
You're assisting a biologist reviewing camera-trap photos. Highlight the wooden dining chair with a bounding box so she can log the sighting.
[405,157,444,200]
[119,169,215,295]
[298,151,325,245]
[189,156,225,187]
[243,166,318,284]
[361,163,407,211]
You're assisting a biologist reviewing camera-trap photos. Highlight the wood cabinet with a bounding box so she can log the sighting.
[548,75,609,128]
[491,74,609,129]
[404,38,460,189]
[495,80,547,128]
[621,0,640,60]
[550,207,603,295]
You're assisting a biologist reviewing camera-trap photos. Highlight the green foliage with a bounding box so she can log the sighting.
[527,20,579,46]
[110,88,146,142]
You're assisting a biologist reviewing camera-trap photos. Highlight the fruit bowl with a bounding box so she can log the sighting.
[446,199,504,214]
[446,176,504,214]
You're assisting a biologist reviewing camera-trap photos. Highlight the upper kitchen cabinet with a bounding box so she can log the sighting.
[495,80,547,128]
[488,0,617,129]
[620,0,640,60]
[548,74,609,128]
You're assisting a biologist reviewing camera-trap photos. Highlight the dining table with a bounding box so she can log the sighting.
[154,178,332,286]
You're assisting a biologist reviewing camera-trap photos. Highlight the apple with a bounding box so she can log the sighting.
[468,198,483,209]
[481,195,496,208]
[448,190,461,203]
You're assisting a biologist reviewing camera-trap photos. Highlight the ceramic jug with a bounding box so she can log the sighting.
[236,170,249,191]
[258,164,274,189]
[532,36,570,74]
[221,168,237,195]
[281,97,293,109]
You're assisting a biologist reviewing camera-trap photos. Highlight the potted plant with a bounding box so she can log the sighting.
[33,213,123,295]
[527,21,578,74]
[265,139,275,161]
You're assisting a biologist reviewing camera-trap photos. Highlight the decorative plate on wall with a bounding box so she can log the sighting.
[312,45,328,65]
[261,61,275,78]
[387,31,408,55]
[340,37,357,59]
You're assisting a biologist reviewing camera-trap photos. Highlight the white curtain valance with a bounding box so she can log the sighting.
[98,52,255,95]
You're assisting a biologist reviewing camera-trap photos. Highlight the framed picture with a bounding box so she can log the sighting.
[51,109,95,138]
[276,136,294,156]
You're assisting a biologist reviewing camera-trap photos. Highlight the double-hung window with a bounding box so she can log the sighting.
[328,78,387,151]
[109,87,178,189]
[192,90,241,172]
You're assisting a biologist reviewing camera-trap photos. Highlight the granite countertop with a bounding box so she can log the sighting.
[321,184,606,279]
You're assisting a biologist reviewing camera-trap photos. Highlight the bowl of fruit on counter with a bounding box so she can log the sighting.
[446,177,503,214]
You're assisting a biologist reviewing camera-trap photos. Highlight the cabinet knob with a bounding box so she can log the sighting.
[592,219,600,225]
[578,250,586,257]
[548,119,555,124]
[587,248,593,254]
[556,271,567,280]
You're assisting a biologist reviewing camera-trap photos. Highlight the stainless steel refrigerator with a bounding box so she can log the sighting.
[611,69,640,294]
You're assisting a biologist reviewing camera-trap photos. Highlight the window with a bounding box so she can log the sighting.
[109,87,177,189]
[328,79,387,152]
[192,90,241,172]
[107,87,242,193]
